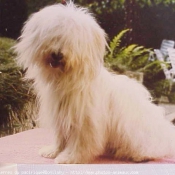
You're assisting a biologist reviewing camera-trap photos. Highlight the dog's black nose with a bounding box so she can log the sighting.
[50,52,64,68]
[51,52,63,61]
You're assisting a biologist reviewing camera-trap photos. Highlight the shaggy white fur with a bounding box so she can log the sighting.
[14,1,175,164]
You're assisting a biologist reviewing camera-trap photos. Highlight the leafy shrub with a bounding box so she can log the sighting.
[0,37,36,136]
[105,29,156,73]
[105,29,175,103]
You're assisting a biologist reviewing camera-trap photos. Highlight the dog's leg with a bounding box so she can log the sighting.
[54,140,100,164]
[39,135,66,159]
[54,119,105,164]
[54,139,99,164]
[39,145,59,158]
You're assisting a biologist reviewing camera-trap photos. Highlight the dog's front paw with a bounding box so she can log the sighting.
[39,145,59,159]
[54,151,85,164]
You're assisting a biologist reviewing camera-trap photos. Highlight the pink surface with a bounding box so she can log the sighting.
[0,128,175,164]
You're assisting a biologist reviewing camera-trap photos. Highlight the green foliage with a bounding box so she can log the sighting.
[105,29,152,73]
[25,0,175,18]
[105,30,175,103]
[136,0,175,7]
[76,0,175,14]
[169,83,175,103]
[0,37,35,133]
[146,78,175,103]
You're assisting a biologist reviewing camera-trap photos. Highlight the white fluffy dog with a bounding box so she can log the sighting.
[14,2,175,164]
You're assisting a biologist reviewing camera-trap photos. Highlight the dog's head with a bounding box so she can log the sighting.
[14,2,107,81]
